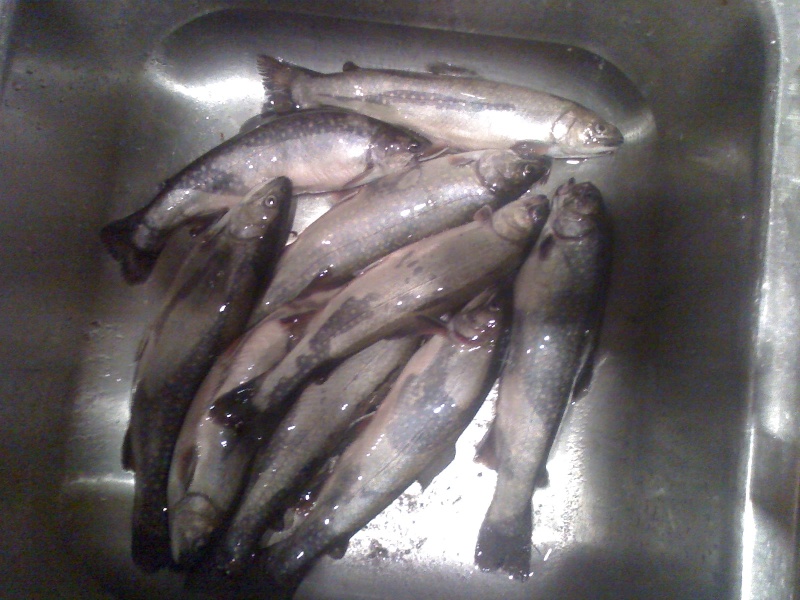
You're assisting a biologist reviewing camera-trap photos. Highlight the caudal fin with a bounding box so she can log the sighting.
[257,55,319,113]
[474,512,533,580]
[100,208,161,285]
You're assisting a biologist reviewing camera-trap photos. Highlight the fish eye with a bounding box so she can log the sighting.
[595,123,607,134]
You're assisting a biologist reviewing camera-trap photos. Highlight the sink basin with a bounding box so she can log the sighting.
[2,1,799,598]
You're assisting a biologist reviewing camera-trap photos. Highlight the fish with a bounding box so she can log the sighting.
[167,286,341,566]
[251,150,551,321]
[122,177,294,572]
[100,109,429,284]
[216,335,420,575]
[262,292,507,583]
[216,191,551,428]
[258,55,623,160]
[474,179,613,580]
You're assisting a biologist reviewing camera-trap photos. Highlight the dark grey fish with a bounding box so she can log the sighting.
[251,150,550,321]
[258,55,623,159]
[262,293,507,582]
[122,177,294,572]
[216,335,420,575]
[220,191,550,425]
[100,110,429,284]
[474,179,612,579]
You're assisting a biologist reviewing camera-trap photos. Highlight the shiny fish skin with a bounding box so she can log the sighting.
[100,110,428,284]
[263,295,506,582]
[168,318,294,566]
[251,150,550,321]
[229,192,550,423]
[258,55,623,160]
[216,335,420,575]
[123,177,293,573]
[167,286,340,566]
[474,180,612,580]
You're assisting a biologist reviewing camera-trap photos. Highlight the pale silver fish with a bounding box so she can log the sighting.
[122,177,293,572]
[251,150,550,321]
[262,294,506,582]
[101,110,429,284]
[216,335,420,575]
[258,55,623,159]
[475,179,612,579]
[215,191,551,426]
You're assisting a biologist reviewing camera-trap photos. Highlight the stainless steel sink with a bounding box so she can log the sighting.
[2,1,799,598]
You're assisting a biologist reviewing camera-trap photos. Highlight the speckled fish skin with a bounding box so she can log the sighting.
[251,150,551,321]
[100,109,429,284]
[235,191,550,422]
[262,295,506,582]
[474,180,612,580]
[258,55,623,160]
[124,177,293,573]
[216,335,420,575]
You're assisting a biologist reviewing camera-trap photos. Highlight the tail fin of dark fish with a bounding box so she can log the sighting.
[100,208,160,284]
[474,512,533,580]
[257,55,318,113]
[208,374,266,430]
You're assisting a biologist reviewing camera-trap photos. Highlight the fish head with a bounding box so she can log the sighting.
[551,179,606,238]
[229,176,293,239]
[491,192,551,244]
[551,107,624,157]
[477,150,552,198]
[367,125,432,176]
[170,492,223,565]
[449,295,505,347]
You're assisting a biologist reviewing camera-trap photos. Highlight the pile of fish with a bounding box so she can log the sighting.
[101,55,618,590]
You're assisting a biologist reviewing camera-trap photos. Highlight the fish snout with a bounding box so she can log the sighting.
[169,493,222,565]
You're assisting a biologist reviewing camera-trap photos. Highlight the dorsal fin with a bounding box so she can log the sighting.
[342,61,361,72]
[427,62,480,77]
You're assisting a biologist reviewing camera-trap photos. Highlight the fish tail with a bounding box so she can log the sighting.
[100,207,161,284]
[475,511,533,580]
[257,55,319,113]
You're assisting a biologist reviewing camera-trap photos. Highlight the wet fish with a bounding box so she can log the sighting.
[262,293,507,582]
[217,191,550,426]
[216,335,420,575]
[474,179,612,579]
[251,150,551,321]
[122,177,294,572]
[167,287,341,566]
[167,319,293,566]
[101,110,429,284]
[258,55,623,159]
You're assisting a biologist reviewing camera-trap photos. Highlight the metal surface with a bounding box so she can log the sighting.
[0,1,798,598]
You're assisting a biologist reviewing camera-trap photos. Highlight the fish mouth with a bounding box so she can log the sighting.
[170,493,223,565]
[587,126,624,148]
